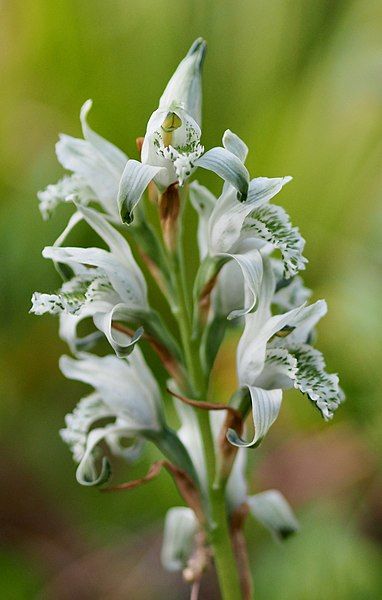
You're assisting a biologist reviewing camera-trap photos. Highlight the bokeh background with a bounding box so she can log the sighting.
[1,0,382,598]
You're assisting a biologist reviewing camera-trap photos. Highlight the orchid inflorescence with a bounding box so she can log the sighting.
[31,38,343,599]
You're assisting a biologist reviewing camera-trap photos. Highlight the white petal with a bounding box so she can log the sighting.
[247,489,299,541]
[74,425,130,486]
[174,399,207,490]
[159,37,206,124]
[222,248,263,320]
[208,177,291,255]
[211,260,245,319]
[280,300,327,346]
[117,159,163,224]
[246,176,292,207]
[222,130,248,162]
[59,351,162,432]
[93,303,144,358]
[189,181,216,260]
[60,392,113,463]
[257,348,298,390]
[244,203,307,278]
[272,263,312,311]
[56,134,123,217]
[53,210,83,248]
[236,258,302,385]
[42,245,147,310]
[161,507,198,572]
[289,344,343,420]
[196,147,250,198]
[227,386,282,448]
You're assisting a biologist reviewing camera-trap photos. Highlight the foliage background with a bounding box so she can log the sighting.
[1,0,381,598]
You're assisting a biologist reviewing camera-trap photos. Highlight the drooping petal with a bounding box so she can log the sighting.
[59,393,139,487]
[222,130,248,162]
[59,310,104,353]
[161,507,198,572]
[74,425,131,486]
[93,303,144,358]
[117,159,163,224]
[223,248,264,320]
[289,344,343,420]
[159,38,206,125]
[227,386,282,448]
[60,392,114,463]
[244,203,307,278]
[196,147,250,199]
[247,489,299,541]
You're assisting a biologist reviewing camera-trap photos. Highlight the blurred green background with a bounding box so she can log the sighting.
[1,0,381,598]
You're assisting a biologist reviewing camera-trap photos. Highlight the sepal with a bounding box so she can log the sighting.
[118,159,163,224]
[196,147,250,199]
[222,130,248,162]
[248,489,299,541]
[161,507,198,572]
[227,386,282,448]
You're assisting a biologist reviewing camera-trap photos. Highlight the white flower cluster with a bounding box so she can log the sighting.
[32,37,344,587]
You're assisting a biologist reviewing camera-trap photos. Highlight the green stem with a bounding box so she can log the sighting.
[210,488,244,600]
[165,198,244,600]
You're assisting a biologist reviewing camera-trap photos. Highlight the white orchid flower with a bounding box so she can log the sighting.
[59,349,163,485]
[38,100,127,220]
[191,130,306,320]
[31,204,148,357]
[117,38,206,224]
[117,40,252,224]
[228,258,343,448]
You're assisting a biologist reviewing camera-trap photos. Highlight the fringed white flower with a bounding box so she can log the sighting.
[31,204,148,357]
[228,257,343,447]
[60,350,163,486]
